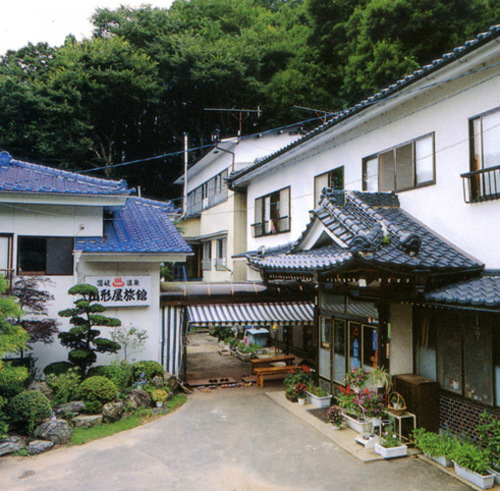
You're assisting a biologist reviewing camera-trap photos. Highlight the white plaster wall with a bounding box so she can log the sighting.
[245,55,500,267]
[389,303,413,375]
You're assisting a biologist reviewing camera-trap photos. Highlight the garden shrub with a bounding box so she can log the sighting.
[0,363,29,398]
[102,360,133,392]
[132,361,164,382]
[46,368,81,406]
[87,366,108,378]
[44,361,75,376]
[79,376,118,403]
[0,395,8,437]
[83,400,103,414]
[9,390,52,434]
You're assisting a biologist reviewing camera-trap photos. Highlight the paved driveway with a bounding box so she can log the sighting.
[0,388,467,491]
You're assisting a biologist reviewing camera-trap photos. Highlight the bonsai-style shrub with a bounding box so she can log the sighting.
[46,368,81,406]
[0,363,29,398]
[83,400,103,414]
[9,390,52,434]
[44,361,75,376]
[132,360,164,382]
[78,376,118,404]
[58,284,121,378]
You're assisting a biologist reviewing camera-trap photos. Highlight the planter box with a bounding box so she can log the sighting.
[306,392,331,409]
[425,454,452,468]
[487,467,500,486]
[453,462,495,489]
[374,442,408,459]
[235,350,252,362]
[343,413,373,434]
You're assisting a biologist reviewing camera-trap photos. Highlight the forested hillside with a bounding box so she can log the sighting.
[0,0,498,199]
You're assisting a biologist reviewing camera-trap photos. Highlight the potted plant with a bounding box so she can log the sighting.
[477,412,500,484]
[374,425,408,459]
[283,365,314,389]
[336,385,373,434]
[450,442,495,489]
[294,382,308,405]
[285,385,298,403]
[327,405,344,429]
[412,428,457,467]
[235,342,257,361]
[344,368,370,392]
[388,392,406,415]
[354,388,385,426]
[368,367,392,390]
[151,389,168,408]
[306,385,332,409]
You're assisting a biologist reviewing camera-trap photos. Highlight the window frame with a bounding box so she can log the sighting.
[17,236,74,276]
[314,166,344,207]
[201,241,212,271]
[215,237,227,271]
[187,168,229,215]
[362,132,435,193]
[252,186,291,237]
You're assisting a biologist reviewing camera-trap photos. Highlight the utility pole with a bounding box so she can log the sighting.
[183,132,188,216]
[204,106,262,138]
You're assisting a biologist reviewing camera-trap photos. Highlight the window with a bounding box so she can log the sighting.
[314,166,344,206]
[253,187,290,237]
[187,169,229,214]
[363,133,435,192]
[320,317,332,348]
[468,108,500,200]
[333,319,346,384]
[201,241,212,271]
[17,236,73,275]
[215,237,227,271]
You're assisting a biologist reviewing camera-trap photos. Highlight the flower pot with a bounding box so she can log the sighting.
[285,393,298,403]
[298,397,306,406]
[331,423,342,430]
[426,454,452,468]
[374,442,408,459]
[156,401,163,408]
[343,413,373,434]
[306,392,331,409]
[236,350,252,362]
[453,462,495,489]
[487,467,500,485]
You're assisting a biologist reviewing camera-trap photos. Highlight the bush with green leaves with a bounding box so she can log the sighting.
[132,360,164,382]
[58,284,121,378]
[44,361,76,377]
[46,368,81,406]
[450,442,491,475]
[79,376,118,403]
[0,363,29,398]
[9,390,52,434]
[83,400,103,414]
[0,395,8,437]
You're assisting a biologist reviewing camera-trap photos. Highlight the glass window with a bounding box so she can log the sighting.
[362,325,378,371]
[201,241,212,271]
[334,319,346,384]
[415,134,434,184]
[349,322,362,370]
[437,315,463,394]
[395,143,413,190]
[0,235,12,272]
[216,238,227,271]
[253,187,290,237]
[415,310,437,380]
[364,157,378,192]
[18,236,73,275]
[314,166,344,207]
[320,317,331,348]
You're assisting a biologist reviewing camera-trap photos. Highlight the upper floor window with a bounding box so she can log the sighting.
[363,133,435,192]
[17,236,73,275]
[216,237,227,271]
[464,108,500,202]
[253,187,290,237]
[201,241,212,271]
[187,169,229,215]
[314,166,344,206]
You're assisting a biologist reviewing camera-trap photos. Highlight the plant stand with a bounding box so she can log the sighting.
[374,442,408,459]
[355,434,378,449]
[306,392,331,409]
[453,462,495,489]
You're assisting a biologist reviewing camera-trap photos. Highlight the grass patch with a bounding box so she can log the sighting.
[69,393,187,446]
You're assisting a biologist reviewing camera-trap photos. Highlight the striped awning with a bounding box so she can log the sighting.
[187,302,314,326]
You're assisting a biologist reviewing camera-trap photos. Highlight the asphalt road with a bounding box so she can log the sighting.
[0,387,467,491]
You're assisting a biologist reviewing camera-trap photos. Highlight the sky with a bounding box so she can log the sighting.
[0,1,174,55]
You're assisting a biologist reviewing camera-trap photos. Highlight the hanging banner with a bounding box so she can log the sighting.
[85,276,151,307]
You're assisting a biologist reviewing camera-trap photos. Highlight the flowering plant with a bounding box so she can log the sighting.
[381,426,403,448]
[344,368,370,388]
[327,405,344,426]
[283,365,313,389]
[293,383,308,398]
[354,388,385,418]
[336,385,358,416]
[151,389,168,403]
[306,385,330,397]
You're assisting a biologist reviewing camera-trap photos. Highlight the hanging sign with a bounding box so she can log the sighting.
[85,276,151,307]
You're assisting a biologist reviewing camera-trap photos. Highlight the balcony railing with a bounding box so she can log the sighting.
[461,164,500,203]
[252,216,290,238]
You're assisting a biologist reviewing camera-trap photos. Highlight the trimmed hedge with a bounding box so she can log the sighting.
[79,376,118,404]
[43,361,75,376]
[9,390,52,434]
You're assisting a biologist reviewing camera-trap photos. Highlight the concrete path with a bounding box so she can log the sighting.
[0,387,467,491]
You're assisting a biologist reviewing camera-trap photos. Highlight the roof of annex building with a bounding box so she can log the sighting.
[247,190,483,277]
[229,24,500,185]
[76,197,190,255]
[0,151,131,196]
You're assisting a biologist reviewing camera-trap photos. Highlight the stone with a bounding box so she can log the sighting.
[164,372,179,392]
[35,419,73,444]
[102,401,124,422]
[151,375,164,387]
[72,414,103,428]
[54,401,85,417]
[0,436,26,456]
[27,440,54,455]
[28,381,54,401]
[126,389,151,408]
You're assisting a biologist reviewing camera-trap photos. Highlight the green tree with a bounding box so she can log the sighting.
[58,284,121,378]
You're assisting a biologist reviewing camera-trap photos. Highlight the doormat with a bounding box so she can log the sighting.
[307,407,329,424]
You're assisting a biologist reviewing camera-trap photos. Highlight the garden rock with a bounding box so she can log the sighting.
[54,401,85,417]
[27,440,54,455]
[35,419,73,444]
[72,414,103,428]
[126,389,151,409]
[102,401,124,422]
[28,381,54,400]
[0,436,26,456]
[164,372,179,392]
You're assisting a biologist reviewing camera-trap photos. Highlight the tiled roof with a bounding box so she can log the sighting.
[0,152,131,196]
[76,197,191,254]
[248,190,482,276]
[425,272,500,308]
[229,25,500,185]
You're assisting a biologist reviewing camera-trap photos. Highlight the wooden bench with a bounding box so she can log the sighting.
[250,355,295,374]
[254,365,303,388]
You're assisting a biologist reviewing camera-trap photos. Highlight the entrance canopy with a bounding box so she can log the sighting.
[187,302,313,327]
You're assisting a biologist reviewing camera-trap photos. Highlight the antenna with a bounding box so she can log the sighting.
[293,105,335,124]
[204,106,262,138]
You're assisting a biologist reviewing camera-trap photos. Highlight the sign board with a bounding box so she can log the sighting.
[85,276,151,307]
